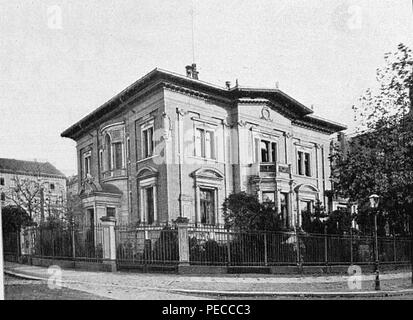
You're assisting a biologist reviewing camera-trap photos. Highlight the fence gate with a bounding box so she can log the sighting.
[115,225,179,271]
[3,230,20,262]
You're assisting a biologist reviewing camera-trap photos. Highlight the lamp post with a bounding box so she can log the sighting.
[369,194,380,290]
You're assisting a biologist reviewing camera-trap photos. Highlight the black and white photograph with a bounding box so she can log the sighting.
[1,0,413,311]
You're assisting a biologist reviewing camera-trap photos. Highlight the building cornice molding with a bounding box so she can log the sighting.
[292,119,338,135]
[163,82,232,105]
[236,98,297,120]
[61,69,346,140]
[0,169,66,180]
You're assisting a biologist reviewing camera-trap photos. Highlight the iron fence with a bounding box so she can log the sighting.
[115,223,179,268]
[3,230,20,261]
[187,226,412,267]
[25,224,103,261]
[5,221,413,269]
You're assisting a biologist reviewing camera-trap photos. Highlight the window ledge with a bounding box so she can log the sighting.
[186,156,222,164]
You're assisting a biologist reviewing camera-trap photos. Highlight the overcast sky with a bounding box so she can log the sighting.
[0,0,412,176]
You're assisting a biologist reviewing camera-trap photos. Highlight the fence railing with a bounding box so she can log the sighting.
[3,222,412,269]
[19,224,104,262]
[187,226,412,267]
[115,224,179,267]
[3,230,20,261]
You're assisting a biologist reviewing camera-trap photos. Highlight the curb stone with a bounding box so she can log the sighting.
[169,288,413,298]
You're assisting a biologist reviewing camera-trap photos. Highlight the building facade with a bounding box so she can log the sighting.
[0,158,67,221]
[62,66,346,228]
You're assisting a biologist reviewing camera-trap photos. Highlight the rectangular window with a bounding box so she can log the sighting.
[297,151,303,175]
[200,188,215,225]
[113,142,123,169]
[262,191,275,203]
[271,142,277,163]
[297,151,311,176]
[195,128,215,159]
[280,193,289,226]
[304,153,311,177]
[83,153,91,177]
[260,140,277,163]
[127,137,131,160]
[0,177,4,185]
[142,126,154,159]
[106,207,116,217]
[261,141,270,163]
[99,150,103,171]
[145,187,154,225]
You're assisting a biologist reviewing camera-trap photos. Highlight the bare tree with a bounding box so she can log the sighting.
[5,175,43,221]
[4,162,56,222]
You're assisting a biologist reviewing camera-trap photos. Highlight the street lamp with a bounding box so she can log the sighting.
[369,194,380,290]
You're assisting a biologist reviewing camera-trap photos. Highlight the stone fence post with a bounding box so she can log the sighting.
[175,217,190,272]
[20,227,34,257]
[100,216,117,272]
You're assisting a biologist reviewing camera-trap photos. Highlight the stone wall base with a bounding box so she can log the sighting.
[18,257,411,276]
[29,257,115,272]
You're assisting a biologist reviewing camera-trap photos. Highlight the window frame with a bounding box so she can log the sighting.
[262,191,275,203]
[195,127,216,160]
[113,141,123,170]
[199,187,216,225]
[83,151,92,178]
[297,150,311,177]
[106,207,116,218]
[141,121,155,160]
[138,176,157,225]
[259,138,277,163]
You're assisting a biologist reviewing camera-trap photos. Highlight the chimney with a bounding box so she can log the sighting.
[185,63,199,80]
[225,81,231,90]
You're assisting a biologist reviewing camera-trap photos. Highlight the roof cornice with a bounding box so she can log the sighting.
[61,68,346,140]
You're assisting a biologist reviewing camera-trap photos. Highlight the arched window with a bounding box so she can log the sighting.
[105,134,112,171]
[1,192,5,201]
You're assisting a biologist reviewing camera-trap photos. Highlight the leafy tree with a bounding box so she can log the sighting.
[1,205,34,233]
[301,200,327,234]
[325,208,353,235]
[331,43,413,236]
[222,192,283,232]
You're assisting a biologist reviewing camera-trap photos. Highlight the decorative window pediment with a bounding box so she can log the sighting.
[137,166,158,179]
[294,183,319,193]
[191,167,224,180]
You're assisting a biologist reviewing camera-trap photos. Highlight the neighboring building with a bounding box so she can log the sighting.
[0,158,67,221]
[329,131,353,212]
[67,175,79,196]
[61,65,346,228]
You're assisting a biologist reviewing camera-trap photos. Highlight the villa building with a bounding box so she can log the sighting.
[61,65,346,228]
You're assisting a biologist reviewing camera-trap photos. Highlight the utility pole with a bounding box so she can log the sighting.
[0,203,5,300]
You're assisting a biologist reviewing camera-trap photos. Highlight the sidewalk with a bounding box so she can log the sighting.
[4,262,413,299]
